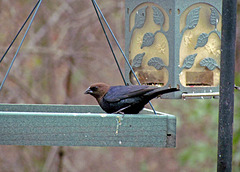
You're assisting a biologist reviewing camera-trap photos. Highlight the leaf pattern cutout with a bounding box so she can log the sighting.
[132,53,145,68]
[185,7,201,30]
[200,57,220,70]
[195,33,209,49]
[152,6,164,27]
[134,6,147,29]
[182,54,197,69]
[210,8,219,27]
[148,57,166,70]
[141,32,155,48]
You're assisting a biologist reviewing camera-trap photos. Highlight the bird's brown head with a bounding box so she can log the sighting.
[84,83,110,101]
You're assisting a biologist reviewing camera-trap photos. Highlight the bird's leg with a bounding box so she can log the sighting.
[113,105,132,120]
[113,105,131,114]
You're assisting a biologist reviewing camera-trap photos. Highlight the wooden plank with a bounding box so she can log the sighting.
[0,104,104,113]
[0,104,176,147]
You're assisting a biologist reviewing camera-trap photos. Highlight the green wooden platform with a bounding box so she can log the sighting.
[0,104,176,147]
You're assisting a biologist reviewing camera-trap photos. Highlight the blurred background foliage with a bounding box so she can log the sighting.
[0,0,239,171]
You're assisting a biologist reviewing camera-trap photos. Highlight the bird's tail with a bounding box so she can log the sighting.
[145,87,179,98]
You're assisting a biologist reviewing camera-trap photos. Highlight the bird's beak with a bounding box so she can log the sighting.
[84,87,93,94]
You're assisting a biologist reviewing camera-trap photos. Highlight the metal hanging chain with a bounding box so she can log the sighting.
[92,0,157,114]
[91,1,127,86]
[0,0,43,91]
[92,0,140,84]
[0,0,41,63]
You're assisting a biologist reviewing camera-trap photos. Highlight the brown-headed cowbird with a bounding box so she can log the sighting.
[84,83,179,114]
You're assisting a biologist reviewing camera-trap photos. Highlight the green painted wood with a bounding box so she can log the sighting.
[0,104,176,147]
[0,104,104,113]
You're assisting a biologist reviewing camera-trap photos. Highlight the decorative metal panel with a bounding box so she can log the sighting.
[125,0,222,99]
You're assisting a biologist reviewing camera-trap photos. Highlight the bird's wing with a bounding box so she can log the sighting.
[104,85,153,102]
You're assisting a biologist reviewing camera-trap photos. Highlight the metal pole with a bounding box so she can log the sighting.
[217,0,237,171]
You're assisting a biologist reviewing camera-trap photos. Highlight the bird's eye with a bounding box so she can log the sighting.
[91,86,98,91]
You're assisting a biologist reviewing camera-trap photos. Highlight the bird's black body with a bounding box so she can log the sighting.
[85,83,179,114]
[99,85,174,114]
